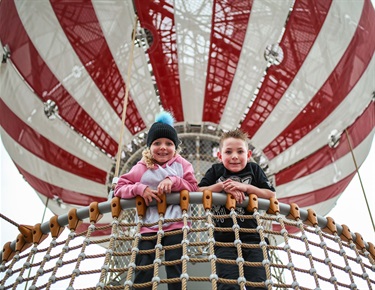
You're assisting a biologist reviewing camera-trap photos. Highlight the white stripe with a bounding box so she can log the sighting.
[275,130,374,198]
[220,0,294,130]
[252,0,364,148]
[93,0,159,128]
[15,0,133,143]
[1,130,108,197]
[0,59,114,171]
[269,53,375,172]
[174,0,213,124]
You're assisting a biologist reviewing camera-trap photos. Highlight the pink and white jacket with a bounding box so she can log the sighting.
[114,155,198,233]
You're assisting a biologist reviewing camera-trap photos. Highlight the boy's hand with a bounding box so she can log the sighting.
[157,177,173,194]
[142,187,162,206]
[223,179,246,192]
[198,182,224,193]
[223,179,245,203]
[212,182,225,192]
[227,189,245,204]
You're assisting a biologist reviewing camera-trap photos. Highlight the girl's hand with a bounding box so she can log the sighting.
[142,187,162,206]
[157,177,173,194]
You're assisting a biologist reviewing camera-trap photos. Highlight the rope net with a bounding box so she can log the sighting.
[1,192,374,290]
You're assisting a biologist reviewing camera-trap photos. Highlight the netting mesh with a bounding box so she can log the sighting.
[1,193,374,290]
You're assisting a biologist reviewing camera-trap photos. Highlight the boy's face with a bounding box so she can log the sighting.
[217,137,252,173]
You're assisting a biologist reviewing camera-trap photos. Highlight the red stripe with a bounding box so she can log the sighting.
[264,0,375,159]
[17,166,106,206]
[278,173,355,207]
[50,0,145,135]
[275,102,375,185]
[241,0,332,137]
[203,0,253,123]
[134,0,184,121]
[0,0,118,156]
[0,100,108,183]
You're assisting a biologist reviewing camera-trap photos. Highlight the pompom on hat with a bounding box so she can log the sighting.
[146,111,179,148]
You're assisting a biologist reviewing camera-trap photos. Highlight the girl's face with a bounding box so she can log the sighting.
[150,138,176,165]
[217,137,252,172]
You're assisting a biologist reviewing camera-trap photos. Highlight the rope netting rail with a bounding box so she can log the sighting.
[1,192,374,290]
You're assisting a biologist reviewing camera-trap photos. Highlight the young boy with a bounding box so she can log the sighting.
[198,128,275,290]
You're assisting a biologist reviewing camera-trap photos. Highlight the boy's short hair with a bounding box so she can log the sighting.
[219,128,249,149]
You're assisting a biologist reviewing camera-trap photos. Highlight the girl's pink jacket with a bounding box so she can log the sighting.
[114,155,198,233]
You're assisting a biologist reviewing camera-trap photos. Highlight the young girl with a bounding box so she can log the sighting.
[114,111,198,290]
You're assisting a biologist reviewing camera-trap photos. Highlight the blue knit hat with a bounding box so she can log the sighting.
[146,111,179,147]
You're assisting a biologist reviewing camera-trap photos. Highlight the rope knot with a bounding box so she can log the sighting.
[152,276,161,284]
[124,280,133,287]
[182,225,190,231]
[304,250,312,257]
[237,276,246,285]
[256,225,264,232]
[72,268,81,276]
[154,258,162,265]
[232,224,240,230]
[236,257,244,264]
[181,239,189,245]
[233,239,242,246]
[208,254,217,261]
[181,255,190,262]
[259,241,267,247]
[128,262,136,269]
[207,238,215,244]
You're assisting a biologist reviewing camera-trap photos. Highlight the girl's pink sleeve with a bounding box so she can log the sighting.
[114,164,148,199]
[170,157,198,192]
